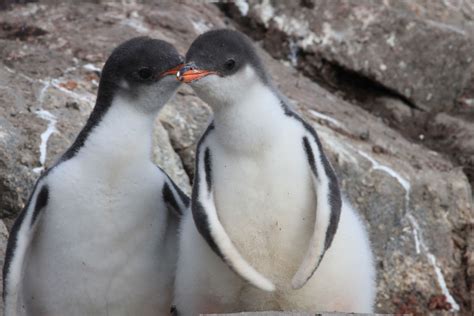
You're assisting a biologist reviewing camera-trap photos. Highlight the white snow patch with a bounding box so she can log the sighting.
[191,20,211,34]
[427,253,461,311]
[33,82,58,174]
[462,98,474,106]
[33,109,58,174]
[288,39,299,67]
[358,150,460,312]
[273,15,310,38]
[309,110,341,127]
[318,131,358,164]
[425,19,466,35]
[386,33,396,47]
[300,23,347,49]
[83,63,101,73]
[357,150,410,192]
[412,226,421,254]
[380,64,387,71]
[19,73,35,83]
[254,0,275,27]
[442,0,464,10]
[4,66,15,74]
[37,81,50,106]
[18,3,40,16]
[300,33,317,49]
[353,6,377,30]
[321,22,346,45]
[121,11,149,33]
[407,214,460,311]
[234,0,249,16]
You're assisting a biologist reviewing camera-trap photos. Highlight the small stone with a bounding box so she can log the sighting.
[372,145,385,154]
[59,80,78,91]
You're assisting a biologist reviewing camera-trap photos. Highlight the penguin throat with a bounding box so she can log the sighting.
[76,97,156,164]
[213,87,285,153]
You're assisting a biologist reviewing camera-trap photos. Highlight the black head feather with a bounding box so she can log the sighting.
[185,29,269,84]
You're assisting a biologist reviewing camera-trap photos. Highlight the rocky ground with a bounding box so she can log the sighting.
[0,1,472,314]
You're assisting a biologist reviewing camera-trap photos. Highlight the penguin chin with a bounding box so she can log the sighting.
[190,66,257,110]
[131,77,181,113]
[189,75,225,108]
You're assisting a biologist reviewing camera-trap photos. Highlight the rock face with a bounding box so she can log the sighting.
[227,0,474,113]
[0,1,472,315]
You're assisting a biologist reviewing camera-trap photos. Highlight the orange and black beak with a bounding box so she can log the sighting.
[177,63,216,83]
[160,64,184,78]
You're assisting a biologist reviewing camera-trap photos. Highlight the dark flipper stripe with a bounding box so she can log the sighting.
[283,99,342,252]
[302,135,341,250]
[31,185,49,226]
[204,148,212,193]
[283,99,341,285]
[312,134,342,250]
[301,133,342,284]
[191,124,266,285]
[192,201,224,259]
[302,137,317,178]
[170,305,179,316]
[162,182,181,217]
[157,166,190,217]
[3,181,48,300]
[170,181,190,208]
[191,123,225,261]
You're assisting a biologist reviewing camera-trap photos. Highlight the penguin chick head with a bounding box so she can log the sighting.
[178,29,269,108]
[99,36,183,113]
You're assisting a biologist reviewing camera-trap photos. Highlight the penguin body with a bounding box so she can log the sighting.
[3,37,189,316]
[173,30,375,314]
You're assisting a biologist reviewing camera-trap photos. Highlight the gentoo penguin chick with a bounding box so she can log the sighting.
[3,37,189,316]
[173,29,375,314]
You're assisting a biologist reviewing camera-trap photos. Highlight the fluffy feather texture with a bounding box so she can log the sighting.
[174,41,375,313]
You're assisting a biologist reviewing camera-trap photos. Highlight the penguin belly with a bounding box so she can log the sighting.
[212,140,317,287]
[236,200,376,313]
[184,140,375,313]
[20,160,175,316]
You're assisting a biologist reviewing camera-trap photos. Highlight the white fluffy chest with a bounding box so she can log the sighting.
[22,159,172,313]
[46,159,166,245]
[211,131,316,279]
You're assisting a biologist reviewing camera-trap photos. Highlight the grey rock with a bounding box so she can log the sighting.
[426,113,474,186]
[0,219,8,313]
[230,0,474,113]
[153,119,191,194]
[159,86,212,181]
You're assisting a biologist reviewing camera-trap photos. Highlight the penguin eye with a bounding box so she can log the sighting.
[224,59,235,70]
[137,67,153,80]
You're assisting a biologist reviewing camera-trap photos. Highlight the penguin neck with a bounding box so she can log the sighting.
[77,96,156,165]
[212,83,285,153]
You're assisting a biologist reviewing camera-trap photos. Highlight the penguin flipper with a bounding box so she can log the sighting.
[3,181,49,315]
[291,134,342,289]
[160,170,190,218]
[191,130,275,292]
